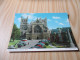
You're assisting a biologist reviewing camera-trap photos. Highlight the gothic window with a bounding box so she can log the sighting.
[34,25,42,33]
[24,27,25,29]
[24,27,27,30]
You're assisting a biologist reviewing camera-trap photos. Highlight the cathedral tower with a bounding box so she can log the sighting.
[44,17,47,27]
[20,16,28,37]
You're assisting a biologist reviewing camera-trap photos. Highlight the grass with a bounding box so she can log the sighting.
[51,42,66,48]
[52,42,56,46]
[46,45,53,48]
[8,40,20,48]
[56,46,64,48]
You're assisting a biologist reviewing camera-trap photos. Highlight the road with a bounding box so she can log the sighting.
[20,40,41,49]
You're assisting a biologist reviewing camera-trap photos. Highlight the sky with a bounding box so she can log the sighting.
[14,13,70,29]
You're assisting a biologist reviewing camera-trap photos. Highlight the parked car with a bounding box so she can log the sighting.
[37,43,45,46]
[17,43,23,48]
[37,45,43,48]
[41,42,45,44]
[41,40,47,42]
[17,41,27,48]
[8,45,15,49]
[21,39,27,41]
[22,42,26,46]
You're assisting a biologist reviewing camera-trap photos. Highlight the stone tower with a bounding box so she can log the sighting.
[42,17,47,27]
[20,16,28,38]
[44,17,47,26]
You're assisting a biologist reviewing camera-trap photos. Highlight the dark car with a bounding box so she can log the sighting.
[17,42,27,48]
[21,39,27,41]
[37,45,43,48]
[17,43,23,48]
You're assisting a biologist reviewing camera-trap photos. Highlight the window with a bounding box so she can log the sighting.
[34,25,42,33]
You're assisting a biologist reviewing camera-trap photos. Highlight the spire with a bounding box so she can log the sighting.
[44,17,47,26]
[44,17,47,22]
[25,16,28,23]
[39,17,41,20]
[37,18,38,20]
[36,18,39,23]
[36,18,38,21]
[21,16,23,19]
[21,16,23,22]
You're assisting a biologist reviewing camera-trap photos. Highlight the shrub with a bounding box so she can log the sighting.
[43,45,46,48]
[52,42,56,46]
[45,42,49,46]
[56,46,64,48]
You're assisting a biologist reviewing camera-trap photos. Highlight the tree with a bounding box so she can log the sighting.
[11,24,20,41]
[57,27,62,29]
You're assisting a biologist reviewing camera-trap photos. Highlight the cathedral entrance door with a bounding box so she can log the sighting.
[37,37,39,39]
[29,37,31,40]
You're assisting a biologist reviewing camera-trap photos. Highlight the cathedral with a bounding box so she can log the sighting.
[20,16,50,40]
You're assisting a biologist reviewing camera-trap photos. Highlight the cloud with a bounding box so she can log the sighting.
[18,18,21,22]
[59,23,64,25]
[22,13,37,20]
[22,14,28,18]
[55,21,64,25]
[52,16,61,19]
[30,13,35,15]
[47,19,51,21]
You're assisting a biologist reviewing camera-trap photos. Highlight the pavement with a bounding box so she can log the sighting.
[20,40,41,49]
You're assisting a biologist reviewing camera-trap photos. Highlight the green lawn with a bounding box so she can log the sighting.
[56,46,64,48]
[8,40,20,48]
[46,45,53,48]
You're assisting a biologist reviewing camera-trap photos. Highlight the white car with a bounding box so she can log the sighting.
[21,39,27,41]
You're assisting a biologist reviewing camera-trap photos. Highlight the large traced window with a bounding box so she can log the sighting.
[34,25,42,33]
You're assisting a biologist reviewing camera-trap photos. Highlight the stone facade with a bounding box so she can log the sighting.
[50,27,71,43]
[20,17,50,40]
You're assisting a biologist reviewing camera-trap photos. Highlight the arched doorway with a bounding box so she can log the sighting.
[37,36,39,39]
[29,37,31,40]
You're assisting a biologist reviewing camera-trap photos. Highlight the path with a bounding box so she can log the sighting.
[19,40,41,49]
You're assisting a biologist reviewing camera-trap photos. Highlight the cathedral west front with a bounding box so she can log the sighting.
[20,16,51,40]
